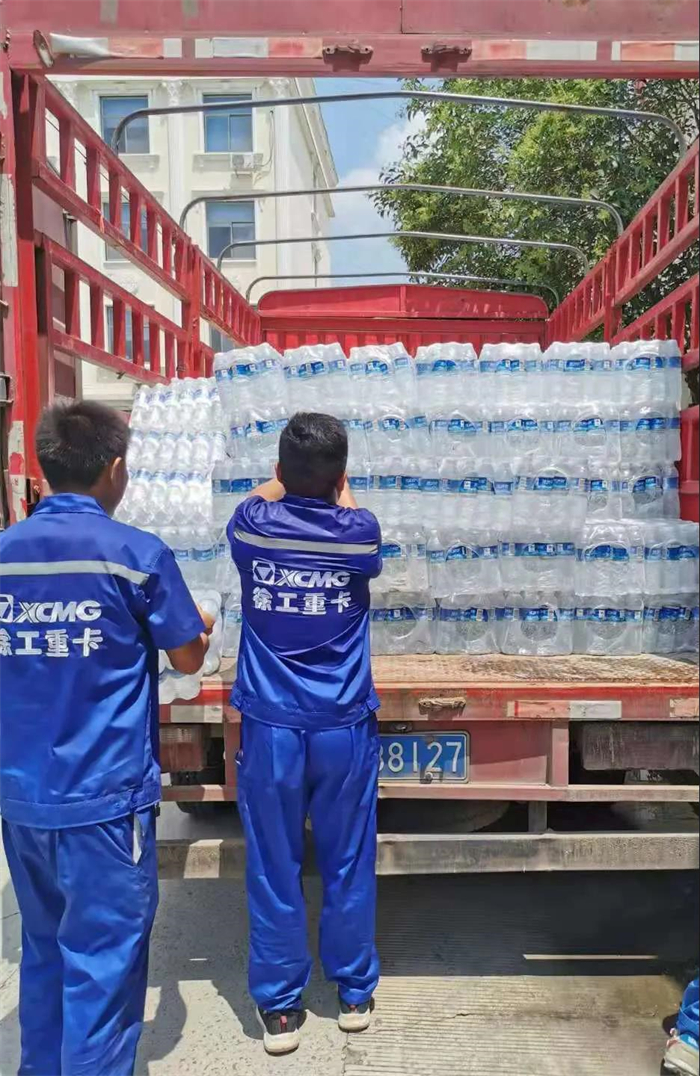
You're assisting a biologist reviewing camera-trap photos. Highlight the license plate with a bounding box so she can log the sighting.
[379,733,469,782]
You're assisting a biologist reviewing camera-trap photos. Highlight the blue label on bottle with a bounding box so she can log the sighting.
[428,548,446,563]
[564,357,586,372]
[460,478,479,495]
[489,420,506,434]
[421,478,441,493]
[381,542,404,559]
[231,478,254,493]
[411,414,428,429]
[581,544,631,561]
[446,545,479,561]
[379,416,408,432]
[636,416,666,432]
[445,479,462,494]
[255,420,276,435]
[664,474,680,490]
[329,358,346,372]
[378,475,399,490]
[480,544,499,559]
[591,358,613,371]
[557,542,576,557]
[214,367,228,383]
[458,358,477,373]
[430,419,448,433]
[349,475,369,492]
[173,548,191,562]
[480,359,498,373]
[668,414,681,430]
[401,476,421,492]
[668,354,682,368]
[508,417,538,434]
[666,544,699,561]
[349,362,365,377]
[633,475,662,494]
[212,478,231,495]
[234,363,256,377]
[493,480,513,496]
[555,419,572,433]
[193,547,215,563]
[366,360,389,375]
[659,606,681,621]
[495,607,514,621]
[394,356,411,370]
[416,362,431,377]
[589,478,608,493]
[519,607,555,622]
[433,359,457,373]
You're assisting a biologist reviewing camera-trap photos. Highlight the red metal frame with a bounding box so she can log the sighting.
[258,284,548,354]
[547,140,700,345]
[5,1,699,79]
[36,235,187,383]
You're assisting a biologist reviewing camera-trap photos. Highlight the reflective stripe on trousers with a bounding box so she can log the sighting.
[237,714,380,1011]
[2,809,158,1076]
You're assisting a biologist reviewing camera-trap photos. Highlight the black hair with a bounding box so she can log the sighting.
[36,401,129,491]
[278,412,348,499]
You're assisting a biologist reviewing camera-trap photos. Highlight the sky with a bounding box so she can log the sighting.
[320,78,425,282]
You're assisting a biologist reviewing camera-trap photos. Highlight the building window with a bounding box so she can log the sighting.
[103,201,149,261]
[206,201,256,260]
[210,328,235,353]
[100,96,149,153]
[203,94,253,152]
[106,306,151,363]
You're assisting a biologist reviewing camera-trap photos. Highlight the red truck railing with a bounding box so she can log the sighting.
[6,73,262,512]
[547,139,699,345]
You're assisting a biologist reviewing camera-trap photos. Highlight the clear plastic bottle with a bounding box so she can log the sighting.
[574,595,643,655]
[497,590,575,656]
[222,594,243,659]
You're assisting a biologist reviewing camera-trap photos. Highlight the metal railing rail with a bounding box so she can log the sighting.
[111,89,688,161]
[216,229,591,274]
[245,270,560,306]
[180,183,624,236]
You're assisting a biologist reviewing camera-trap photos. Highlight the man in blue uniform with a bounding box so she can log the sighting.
[0,401,212,1076]
[229,411,383,1056]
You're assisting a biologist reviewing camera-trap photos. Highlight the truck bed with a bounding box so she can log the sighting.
[166,653,698,723]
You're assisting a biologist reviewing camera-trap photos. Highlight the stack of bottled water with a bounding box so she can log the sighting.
[124,334,697,672]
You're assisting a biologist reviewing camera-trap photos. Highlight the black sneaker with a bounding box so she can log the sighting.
[256,1007,305,1055]
[338,996,374,1032]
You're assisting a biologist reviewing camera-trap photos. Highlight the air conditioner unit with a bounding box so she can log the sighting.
[229,152,264,170]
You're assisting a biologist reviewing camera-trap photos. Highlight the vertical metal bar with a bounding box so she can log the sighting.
[112,297,126,357]
[548,721,570,788]
[0,54,29,521]
[164,333,175,379]
[149,322,161,377]
[131,308,145,368]
[34,243,55,426]
[58,116,76,189]
[162,221,172,275]
[129,190,143,249]
[12,73,45,502]
[146,207,158,261]
[63,266,80,337]
[85,145,101,211]
[108,170,121,233]
[671,298,686,350]
[675,173,690,233]
[658,194,671,250]
[90,283,105,349]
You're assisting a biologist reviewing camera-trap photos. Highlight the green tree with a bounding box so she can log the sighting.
[375,78,698,325]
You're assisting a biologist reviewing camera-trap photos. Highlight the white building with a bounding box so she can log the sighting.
[50,76,337,407]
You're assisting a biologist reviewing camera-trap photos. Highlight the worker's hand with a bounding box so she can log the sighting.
[196,606,217,636]
[337,475,358,509]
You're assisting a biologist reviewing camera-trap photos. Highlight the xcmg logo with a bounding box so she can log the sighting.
[0,595,102,624]
[252,560,350,590]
